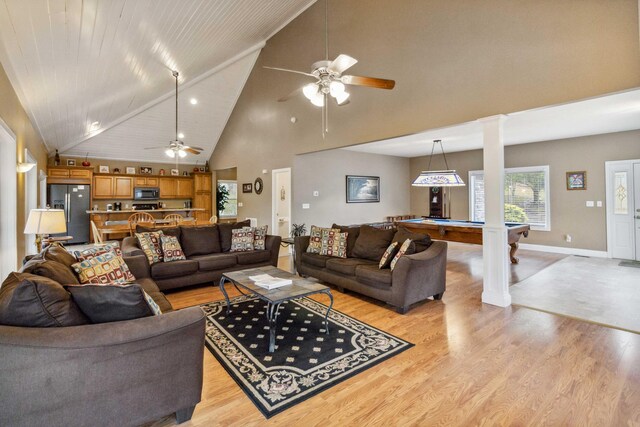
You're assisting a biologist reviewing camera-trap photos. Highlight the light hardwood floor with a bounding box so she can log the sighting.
[153,244,640,426]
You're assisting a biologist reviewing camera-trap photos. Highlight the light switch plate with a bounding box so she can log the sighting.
[313,191,319,197]
[238,202,243,207]
[586,201,594,207]
[596,201,602,207]
[302,203,310,209]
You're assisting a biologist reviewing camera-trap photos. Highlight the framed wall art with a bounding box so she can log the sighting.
[125,167,136,174]
[566,171,586,190]
[66,159,76,166]
[346,175,380,203]
[140,166,153,175]
[99,165,109,173]
[242,183,253,193]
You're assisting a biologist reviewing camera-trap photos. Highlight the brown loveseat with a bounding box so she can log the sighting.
[295,224,447,314]
[121,221,282,291]
[0,246,205,427]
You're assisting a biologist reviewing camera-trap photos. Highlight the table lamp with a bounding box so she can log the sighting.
[24,208,67,252]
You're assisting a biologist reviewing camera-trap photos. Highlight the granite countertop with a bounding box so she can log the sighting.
[87,208,205,214]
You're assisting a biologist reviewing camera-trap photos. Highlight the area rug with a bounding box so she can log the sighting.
[619,260,640,268]
[201,295,413,418]
[511,256,640,334]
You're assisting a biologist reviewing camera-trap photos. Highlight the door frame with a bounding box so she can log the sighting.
[24,148,37,252]
[605,158,640,259]
[271,167,292,242]
[0,117,17,277]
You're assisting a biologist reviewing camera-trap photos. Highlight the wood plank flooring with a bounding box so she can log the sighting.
[152,243,640,426]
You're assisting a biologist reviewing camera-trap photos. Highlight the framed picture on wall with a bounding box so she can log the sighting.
[242,183,253,193]
[346,175,380,203]
[66,159,76,166]
[99,165,109,173]
[566,171,586,190]
[171,168,179,176]
[140,166,153,175]
[125,167,136,174]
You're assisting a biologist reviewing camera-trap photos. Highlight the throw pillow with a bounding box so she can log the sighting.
[307,225,339,254]
[0,272,88,327]
[231,227,255,252]
[379,241,400,269]
[332,224,361,258]
[253,225,268,250]
[161,234,186,262]
[217,220,251,252]
[20,258,80,285]
[71,250,132,285]
[390,238,415,271]
[392,226,432,253]
[73,242,136,282]
[143,291,163,315]
[66,283,154,323]
[319,229,348,258]
[180,225,221,257]
[135,231,164,264]
[352,225,396,261]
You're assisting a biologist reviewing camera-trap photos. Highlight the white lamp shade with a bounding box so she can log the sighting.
[165,148,176,158]
[302,83,319,100]
[310,92,324,107]
[412,170,466,187]
[335,91,350,105]
[178,149,187,158]
[24,209,67,234]
[329,81,345,97]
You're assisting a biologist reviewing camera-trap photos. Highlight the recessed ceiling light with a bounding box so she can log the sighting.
[190,98,198,105]
[178,133,185,139]
[90,121,100,130]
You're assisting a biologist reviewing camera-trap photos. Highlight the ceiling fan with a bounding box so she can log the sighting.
[264,0,395,137]
[145,70,204,158]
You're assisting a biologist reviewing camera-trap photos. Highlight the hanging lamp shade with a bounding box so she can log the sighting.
[412,139,466,187]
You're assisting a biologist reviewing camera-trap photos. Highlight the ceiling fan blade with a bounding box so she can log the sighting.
[184,147,200,155]
[278,87,304,102]
[184,145,204,151]
[144,146,169,150]
[263,66,316,78]
[328,54,358,74]
[341,75,396,90]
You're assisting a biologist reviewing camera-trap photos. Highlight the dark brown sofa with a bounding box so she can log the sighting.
[122,222,282,291]
[0,249,205,427]
[294,225,447,313]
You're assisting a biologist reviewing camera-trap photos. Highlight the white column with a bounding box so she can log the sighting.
[479,115,510,307]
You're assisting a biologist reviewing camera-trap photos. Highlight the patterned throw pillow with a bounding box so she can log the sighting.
[390,239,414,271]
[160,234,186,262]
[73,242,135,282]
[230,227,255,252]
[71,250,132,284]
[307,225,339,254]
[135,231,164,265]
[143,291,163,315]
[253,225,268,250]
[319,229,348,258]
[379,241,400,269]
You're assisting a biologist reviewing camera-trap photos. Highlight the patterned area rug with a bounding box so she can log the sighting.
[201,295,413,418]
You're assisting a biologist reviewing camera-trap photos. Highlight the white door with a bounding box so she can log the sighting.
[272,168,291,252]
[635,163,640,261]
[606,160,637,260]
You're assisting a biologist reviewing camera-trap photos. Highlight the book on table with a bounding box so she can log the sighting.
[248,274,292,289]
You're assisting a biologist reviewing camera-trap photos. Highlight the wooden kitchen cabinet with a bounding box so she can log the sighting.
[194,173,212,192]
[92,175,133,199]
[135,177,159,186]
[193,172,212,222]
[47,166,93,184]
[93,176,114,198]
[159,178,177,198]
[114,177,133,198]
[176,178,193,198]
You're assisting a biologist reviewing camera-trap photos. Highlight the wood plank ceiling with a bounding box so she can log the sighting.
[0,0,316,163]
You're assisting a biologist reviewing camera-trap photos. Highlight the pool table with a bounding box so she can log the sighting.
[396,218,530,264]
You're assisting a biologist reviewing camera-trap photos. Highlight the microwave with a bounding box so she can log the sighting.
[134,187,160,200]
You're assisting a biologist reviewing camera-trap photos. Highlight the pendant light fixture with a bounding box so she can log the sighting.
[412,140,465,187]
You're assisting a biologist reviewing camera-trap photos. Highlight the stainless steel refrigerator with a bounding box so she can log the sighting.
[47,184,91,244]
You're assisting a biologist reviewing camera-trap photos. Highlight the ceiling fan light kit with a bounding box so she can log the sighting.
[412,140,466,187]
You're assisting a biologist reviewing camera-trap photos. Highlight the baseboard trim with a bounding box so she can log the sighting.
[519,243,608,258]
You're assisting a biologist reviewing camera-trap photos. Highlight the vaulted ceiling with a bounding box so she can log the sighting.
[0,0,316,162]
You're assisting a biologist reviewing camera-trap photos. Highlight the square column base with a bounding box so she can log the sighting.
[482,225,511,307]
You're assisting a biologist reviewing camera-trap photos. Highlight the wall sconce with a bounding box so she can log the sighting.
[17,162,36,173]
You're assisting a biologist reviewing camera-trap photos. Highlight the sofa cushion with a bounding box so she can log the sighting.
[319,229,348,258]
[392,226,432,253]
[190,253,237,271]
[73,242,136,282]
[160,234,186,262]
[301,252,333,268]
[332,224,361,257]
[0,272,89,327]
[218,220,251,252]
[180,225,221,257]
[352,225,396,261]
[40,243,78,268]
[136,224,181,240]
[150,259,199,279]
[355,264,392,287]
[326,258,377,276]
[21,258,80,285]
[236,250,271,265]
[231,227,255,252]
[66,283,154,323]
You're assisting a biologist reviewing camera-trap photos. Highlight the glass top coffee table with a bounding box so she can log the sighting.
[219,266,334,353]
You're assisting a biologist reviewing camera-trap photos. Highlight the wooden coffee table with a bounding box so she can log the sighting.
[219,266,333,353]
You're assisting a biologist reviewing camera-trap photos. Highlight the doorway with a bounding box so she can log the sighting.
[0,119,17,278]
[24,149,37,253]
[606,159,640,260]
[272,168,291,255]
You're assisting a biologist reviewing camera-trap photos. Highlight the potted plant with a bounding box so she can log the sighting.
[216,184,230,217]
[290,223,307,237]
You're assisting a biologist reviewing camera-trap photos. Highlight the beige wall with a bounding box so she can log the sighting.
[210,0,640,227]
[0,63,49,263]
[410,130,640,251]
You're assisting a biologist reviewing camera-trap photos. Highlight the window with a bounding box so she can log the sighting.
[217,180,238,218]
[469,166,550,231]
